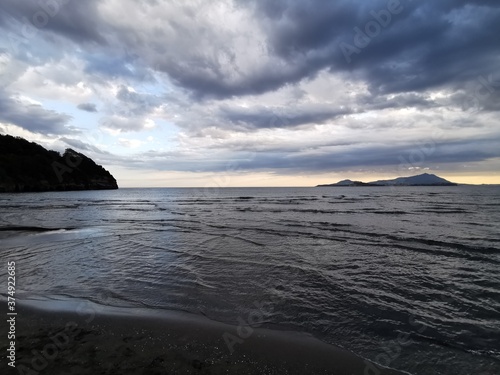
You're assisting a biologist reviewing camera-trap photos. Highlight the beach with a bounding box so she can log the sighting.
[1,299,404,374]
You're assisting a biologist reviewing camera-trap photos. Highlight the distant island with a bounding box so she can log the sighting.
[0,134,118,192]
[317,173,457,187]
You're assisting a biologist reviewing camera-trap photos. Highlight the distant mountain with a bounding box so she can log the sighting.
[369,173,456,186]
[324,179,377,187]
[317,173,457,187]
[0,134,118,192]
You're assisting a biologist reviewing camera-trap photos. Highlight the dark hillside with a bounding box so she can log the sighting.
[0,134,118,192]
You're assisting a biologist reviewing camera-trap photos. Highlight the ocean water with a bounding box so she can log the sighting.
[1,186,499,374]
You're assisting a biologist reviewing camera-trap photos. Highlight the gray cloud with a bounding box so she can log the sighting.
[84,53,155,82]
[0,0,499,177]
[361,92,438,111]
[0,90,74,135]
[100,134,500,175]
[0,0,107,46]
[115,85,163,116]
[134,0,500,99]
[246,0,500,97]
[77,102,97,112]
[96,86,164,133]
[99,115,153,133]
[60,137,107,154]
[1,0,499,100]
[218,105,353,130]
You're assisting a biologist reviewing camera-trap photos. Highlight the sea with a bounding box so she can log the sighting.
[0,186,499,374]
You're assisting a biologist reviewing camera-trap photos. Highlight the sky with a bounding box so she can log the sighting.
[0,0,499,187]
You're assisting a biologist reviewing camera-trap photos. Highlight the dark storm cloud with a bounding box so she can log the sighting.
[153,0,357,99]
[219,105,353,129]
[0,0,106,45]
[77,102,97,112]
[147,0,500,99]
[248,0,362,58]
[245,0,500,96]
[1,0,498,101]
[0,91,74,135]
[352,3,500,95]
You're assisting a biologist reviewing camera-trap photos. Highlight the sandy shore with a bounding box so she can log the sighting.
[0,298,405,374]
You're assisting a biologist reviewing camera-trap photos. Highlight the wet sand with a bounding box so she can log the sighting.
[0,299,405,374]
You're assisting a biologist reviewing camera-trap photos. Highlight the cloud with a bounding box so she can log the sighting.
[118,138,144,149]
[80,0,500,100]
[0,0,499,180]
[115,85,163,116]
[0,90,74,135]
[2,0,500,98]
[60,137,106,153]
[77,102,97,112]
[98,137,500,174]
[218,104,353,130]
[246,0,500,96]
[0,0,107,46]
[84,53,155,82]
[2,0,499,101]
[99,115,155,133]
[96,86,164,133]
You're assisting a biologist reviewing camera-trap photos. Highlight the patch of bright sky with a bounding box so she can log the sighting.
[104,120,178,154]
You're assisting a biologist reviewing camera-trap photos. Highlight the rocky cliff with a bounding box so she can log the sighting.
[0,134,118,192]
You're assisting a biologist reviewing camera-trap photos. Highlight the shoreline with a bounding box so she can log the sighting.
[0,297,407,374]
